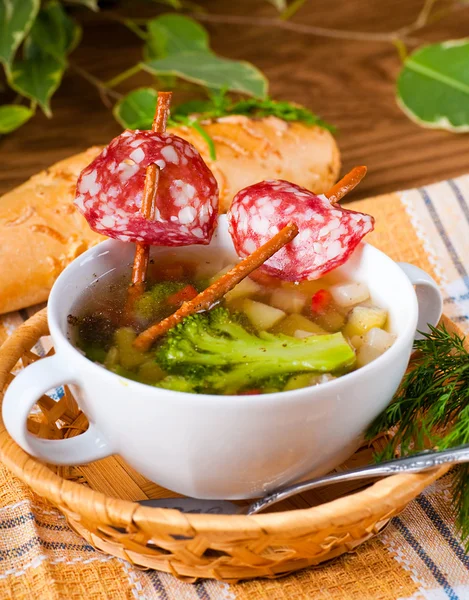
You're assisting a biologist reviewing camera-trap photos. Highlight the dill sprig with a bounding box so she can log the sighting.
[169,90,334,160]
[366,324,469,547]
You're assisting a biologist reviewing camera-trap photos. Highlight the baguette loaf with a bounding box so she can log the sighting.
[0,117,339,314]
[174,116,340,213]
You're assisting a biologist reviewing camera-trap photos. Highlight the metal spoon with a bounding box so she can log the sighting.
[138,445,469,517]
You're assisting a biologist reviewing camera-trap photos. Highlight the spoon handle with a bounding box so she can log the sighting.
[247,444,469,515]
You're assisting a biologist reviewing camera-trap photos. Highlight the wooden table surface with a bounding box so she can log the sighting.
[1,0,468,201]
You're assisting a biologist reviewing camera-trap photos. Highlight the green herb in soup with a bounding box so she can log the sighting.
[69,250,395,395]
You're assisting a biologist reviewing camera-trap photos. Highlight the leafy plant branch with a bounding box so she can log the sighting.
[69,61,123,108]
[0,0,468,137]
[191,0,467,46]
[190,12,420,45]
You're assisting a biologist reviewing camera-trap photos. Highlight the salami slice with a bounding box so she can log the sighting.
[228,180,374,281]
[75,130,218,246]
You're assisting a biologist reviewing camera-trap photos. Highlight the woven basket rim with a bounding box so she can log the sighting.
[0,307,450,535]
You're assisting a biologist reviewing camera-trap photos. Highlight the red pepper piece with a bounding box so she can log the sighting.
[239,389,262,396]
[311,289,333,314]
[166,284,198,306]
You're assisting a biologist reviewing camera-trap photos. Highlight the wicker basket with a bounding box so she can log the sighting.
[0,308,452,583]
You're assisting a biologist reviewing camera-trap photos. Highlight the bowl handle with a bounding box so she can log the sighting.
[398,263,443,340]
[2,355,114,465]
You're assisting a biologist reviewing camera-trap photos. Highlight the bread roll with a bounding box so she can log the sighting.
[173,116,340,213]
[0,117,339,314]
[0,147,104,314]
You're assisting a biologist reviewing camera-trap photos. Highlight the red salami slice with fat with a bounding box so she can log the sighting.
[75,130,218,246]
[228,180,374,281]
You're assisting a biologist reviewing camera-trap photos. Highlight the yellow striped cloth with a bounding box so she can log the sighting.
[1,176,469,599]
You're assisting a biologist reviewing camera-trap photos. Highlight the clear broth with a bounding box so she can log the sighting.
[69,247,393,395]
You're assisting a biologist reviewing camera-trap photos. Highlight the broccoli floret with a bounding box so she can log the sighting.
[156,307,355,394]
[154,367,285,395]
[159,307,355,371]
[156,375,197,393]
[205,363,289,394]
[136,282,186,319]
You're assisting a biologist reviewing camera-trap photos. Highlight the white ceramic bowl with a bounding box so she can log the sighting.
[2,216,442,499]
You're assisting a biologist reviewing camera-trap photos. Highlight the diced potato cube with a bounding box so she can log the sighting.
[314,309,346,333]
[330,282,370,307]
[356,344,382,367]
[243,299,286,330]
[363,327,396,353]
[209,264,236,285]
[104,346,119,369]
[114,327,147,370]
[350,335,364,350]
[271,314,327,336]
[343,306,387,338]
[294,329,315,339]
[270,288,307,313]
[225,277,262,302]
[138,360,165,383]
[356,299,374,308]
[356,328,396,367]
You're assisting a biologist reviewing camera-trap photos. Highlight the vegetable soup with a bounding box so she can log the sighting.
[68,248,395,395]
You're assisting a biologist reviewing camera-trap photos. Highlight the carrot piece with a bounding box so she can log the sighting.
[133,222,299,351]
[325,166,367,204]
[311,289,333,314]
[167,284,198,306]
[239,389,262,396]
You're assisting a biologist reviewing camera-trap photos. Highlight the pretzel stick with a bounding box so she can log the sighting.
[325,166,367,204]
[133,222,299,351]
[128,167,160,301]
[128,92,172,306]
[140,161,160,221]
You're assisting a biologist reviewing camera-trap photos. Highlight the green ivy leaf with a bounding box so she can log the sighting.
[0,0,40,67]
[113,87,158,130]
[0,104,34,133]
[113,88,217,159]
[30,1,82,62]
[145,14,209,60]
[7,2,80,117]
[170,98,219,118]
[8,40,65,117]
[397,39,469,132]
[143,14,267,97]
[144,52,267,98]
